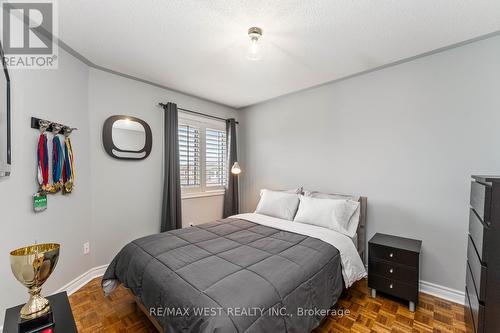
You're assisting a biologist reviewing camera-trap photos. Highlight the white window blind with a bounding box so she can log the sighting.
[205,128,227,187]
[178,124,200,187]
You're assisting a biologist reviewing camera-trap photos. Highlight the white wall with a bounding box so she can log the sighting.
[88,68,238,267]
[0,49,92,324]
[239,35,500,291]
[182,195,226,226]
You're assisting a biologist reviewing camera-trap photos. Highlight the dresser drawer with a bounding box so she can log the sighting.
[368,273,418,302]
[467,236,487,302]
[470,181,491,224]
[466,263,485,333]
[368,259,418,285]
[468,209,488,263]
[369,243,418,268]
[464,293,475,333]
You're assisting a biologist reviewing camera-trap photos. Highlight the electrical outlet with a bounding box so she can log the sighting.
[83,242,90,255]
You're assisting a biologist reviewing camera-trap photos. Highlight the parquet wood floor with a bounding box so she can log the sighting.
[69,277,467,333]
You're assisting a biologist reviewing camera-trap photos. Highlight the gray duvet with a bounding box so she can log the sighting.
[102,218,343,333]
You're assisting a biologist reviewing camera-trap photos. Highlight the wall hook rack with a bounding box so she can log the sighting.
[30,117,78,135]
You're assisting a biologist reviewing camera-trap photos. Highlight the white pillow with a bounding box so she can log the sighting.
[346,205,361,238]
[259,187,302,196]
[304,191,361,237]
[303,190,360,202]
[293,196,360,237]
[255,190,300,221]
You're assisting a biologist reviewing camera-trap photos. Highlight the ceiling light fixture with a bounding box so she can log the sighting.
[247,27,263,61]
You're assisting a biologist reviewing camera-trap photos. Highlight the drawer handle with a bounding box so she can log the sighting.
[389,268,394,274]
[389,284,393,289]
[389,253,394,258]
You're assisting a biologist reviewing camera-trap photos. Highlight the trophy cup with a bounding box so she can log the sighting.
[10,243,60,332]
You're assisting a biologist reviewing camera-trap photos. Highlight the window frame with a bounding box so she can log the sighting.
[178,112,227,198]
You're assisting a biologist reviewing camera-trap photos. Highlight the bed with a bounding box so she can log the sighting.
[102,196,367,333]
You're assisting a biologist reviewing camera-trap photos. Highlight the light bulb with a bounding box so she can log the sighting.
[231,162,242,175]
[247,27,263,61]
[248,38,260,60]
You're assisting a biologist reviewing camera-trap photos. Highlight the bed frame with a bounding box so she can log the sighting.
[357,196,368,264]
[135,195,368,332]
[136,297,165,333]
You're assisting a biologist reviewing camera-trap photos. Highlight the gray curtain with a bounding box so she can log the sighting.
[223,119,239,218]
[161,102,182,231]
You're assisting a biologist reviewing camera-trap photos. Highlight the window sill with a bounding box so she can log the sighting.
[182,190,225,200]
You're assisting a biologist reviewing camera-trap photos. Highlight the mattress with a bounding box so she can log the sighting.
[102,217,345,333]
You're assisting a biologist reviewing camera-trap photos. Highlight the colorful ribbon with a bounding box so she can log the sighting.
[37,133,49,192]
[62,137,75,193]
[51,135,64,192]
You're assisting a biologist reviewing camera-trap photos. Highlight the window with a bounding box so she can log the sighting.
[205,128,227,187]
[178,124,200,187]
[178,114,227,196]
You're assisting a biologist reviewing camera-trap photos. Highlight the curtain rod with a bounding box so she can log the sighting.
[158,103,239,124]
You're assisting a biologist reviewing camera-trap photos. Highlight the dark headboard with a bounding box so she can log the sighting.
[357,196,367,264]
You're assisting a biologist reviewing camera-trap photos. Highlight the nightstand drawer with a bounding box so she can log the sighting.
[467,236,487,302]
[468,208,488,263]
[368,274,418,302]
[470,181,491,224]
[369,243,418,268]
[368,259,418,285]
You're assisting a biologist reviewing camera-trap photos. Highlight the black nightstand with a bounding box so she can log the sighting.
[368,233,422,312]
[3,292,78,333]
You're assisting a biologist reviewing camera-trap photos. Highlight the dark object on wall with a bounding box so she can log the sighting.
[465,175,500,333]
[223,118,239,218]
[31,117,77,135]
[102,115,152,160]
[0,41,11,177]
[368,233,422,312]
[160,102,182,232]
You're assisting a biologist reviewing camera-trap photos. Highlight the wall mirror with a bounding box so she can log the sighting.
[102,115,152,160]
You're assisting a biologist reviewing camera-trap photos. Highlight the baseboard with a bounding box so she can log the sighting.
[419,280,465,305]
[55,264,108,296]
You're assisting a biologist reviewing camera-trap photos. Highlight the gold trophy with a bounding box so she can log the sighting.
[10,243,60,320]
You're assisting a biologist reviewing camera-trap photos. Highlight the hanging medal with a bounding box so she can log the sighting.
[37,128,50,193]
[34,120,50,212]
[62,127,76,194]
[50,124,64,193]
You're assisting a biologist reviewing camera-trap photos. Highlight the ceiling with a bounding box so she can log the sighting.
[59,1,500,108]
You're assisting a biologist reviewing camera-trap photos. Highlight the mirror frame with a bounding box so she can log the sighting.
[0,41,11,176]
[102,115,152,160]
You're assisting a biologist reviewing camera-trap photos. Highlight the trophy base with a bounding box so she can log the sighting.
[20,293,50,320]
[18,308,54,333]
